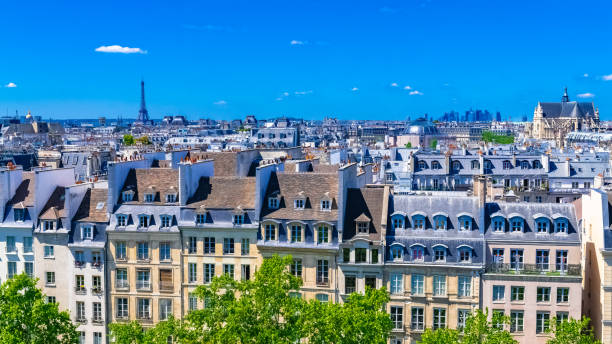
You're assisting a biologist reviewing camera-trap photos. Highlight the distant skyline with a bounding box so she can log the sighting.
[1,0,611,121]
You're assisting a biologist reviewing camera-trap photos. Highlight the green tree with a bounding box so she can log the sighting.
[430,139,438,149]
[136,136,152,145]
[419,328,460,344]
[462,309,517,344]
[405,142,412,148]
[122,134,135,145]
[0,274,79,344]
[547,317,600,344]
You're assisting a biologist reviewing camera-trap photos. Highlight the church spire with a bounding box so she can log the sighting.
[562,87,569,102]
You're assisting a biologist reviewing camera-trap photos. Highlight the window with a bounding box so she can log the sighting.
[371,248,379,264]
[241,264,251,280]
[411,274,424,295]
[555,219,568,234]
[434,216,446,230]
[79,331,86,344]
[74,251,84,265]
[196,213,206,224]
[137,298,151,319]
[7,262,16,279]
[343,248,350,262]
[510,218,523,232]
[510,249,523,270]
[557,312,569,323]
[503,160,512,169]
[189,263,197,283]
[459,217,471,231]
[291,259,302,278]
[122,191,133,202]
[391,306,403,329]
[204,237,215,254]
[536,219,549,233]
[43,220,55,231]
[431,160,441,169]
[233,214,244,225]
[160,242,171,261]
[241,238,250,255]
[458,309,470,331]
[137,269,151,290]
[76,302,86,321]
[433,247,446,262]
[46,271,55,286]
[412,216,425,229]
[584,182,591,189]
[492,310,505,329]
[23,236,32,253]
[187,237,198,254]
[521,160,529,169]
[145,193,154,203]
[138,215,150,228]
[317,226,330,243]
[471,160,480,169]
[357,221,369,233]
[82,225,93,240]
[92,275,102,292]
[392,217,405,229]
[410,246,424,261]
[345,276,356,294]
[355,248,367,263]
[556,250,568,272]
[316,260,329,285]
[557,287,569,303]
[459,248,471,262]
[572,182,579,189]
[321,200,331,210]
[159,299,172,320]
[433,308,446,329]
[417,160,427,170]
[14,208,25,222]
[537,287,551,302]
[316,294,329,303]
[390,274,403,294]
[93,333,102,344]
[492,248,504,263]
[452,161,462,170]
[116,241,127,260]
[536,250,549,271]
[536,312,550,333]
[458,276,471,297]
[160,215,172,228]
[268,197,279,209]
[510,311,524,332]
[204,264,215,283]
[265,224,276,241]
[6,236,15,252]
[166,193,177,203]
[411,307,424,331]
[76,275,85,292]
[391,246,403,260]
[433,275,446,296]
[25,262,33,277]
[511,286,524,301]
[116,214,127,227]
[294,199,305,209]
[291,225,302,242]
[188,293,198,312]
[492,285,505,301]
[44,245,54,258]
[116,268,128,288]
[137,242,149,260]
[93,302,102,322]
[536,196,542,203]
[223,264,235,279]
[223,238,235,255]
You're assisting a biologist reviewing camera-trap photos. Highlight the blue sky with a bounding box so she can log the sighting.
[1,0,611,121]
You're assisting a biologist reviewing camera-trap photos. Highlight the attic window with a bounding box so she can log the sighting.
[268,197,279,209]
[357,222,368,234]
[320,200,331,211]
[165,194,177,203]
[116,214,127,227]
[138,215,150,228]
[233,214,244,225]
[43,220,55,231]
[145,193,155,203]
[122,191,134,202]
[294,199,305,209]
[82,225,93,240]
[14,208,25,222]
[95,202,105,210]
[196,213,206,225]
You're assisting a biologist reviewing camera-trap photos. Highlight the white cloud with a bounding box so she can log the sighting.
[583,73,589,78]
[275,97,284,101]
[403,85,412,90]
[409,90,424,95]
[213,100,227,105]
[283,92,290,97]
[95,45,146,54]
[290,40,305,46]
[390,82,398,87]
[5,82,17,88]
[294,90,313,95]
[577,93,595,98]
[351,87,359,92]
[603,74,612,81]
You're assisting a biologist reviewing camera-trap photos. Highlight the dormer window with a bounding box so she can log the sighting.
[196,213,206,225]
[268,197,279,209]
[510,218,524,232]
[160,215,172,228]
[417,161,427,170]
[43,220,55,231]
[555,218,568,234]
[390,246,403,261]
[411,246,424,261]
[117,214,127,227]
[431,161,441,169]
[458,247,472,263]
[520,161,529,169]
[471,160,480,169]
[503,160,512,169]
[434,216,447,230]
[412,215,425,230]
[317,225,330,244]
[233,214,244,225]
[459,216,472,231]
[122,191,134,202]
[145,193,155,203]
[138,215,150,228]
[392,216,404,230]
[492,218,505,232]
[294,199,305,209]
[433,247,446,262]
[291,224,303,243]
[14,208,25,222]
[533,160,542,169]
[82,225,93,240]
[264,223,276,241]
[320,200,331,211]
[165,194,177,203]
[536,219,549,234]
[452,161,461,170]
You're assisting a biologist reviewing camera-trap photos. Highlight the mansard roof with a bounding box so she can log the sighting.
[539,101,596,119]
[187,176,256,209]
[74,188,108,223]
[119,168,179,204]
[343,187,386,241]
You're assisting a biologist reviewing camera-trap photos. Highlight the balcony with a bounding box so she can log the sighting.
[75,287,87,295]
[74,261,85,268]
[92,261,103,269]
[115,281,129,290]
[485,263,581,276]
[92,317,104,325]
[91,287,103,295]
[136,282,151,291]
[75,317,87,324]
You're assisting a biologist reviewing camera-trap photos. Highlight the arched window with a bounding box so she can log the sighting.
[510,217,524,232]
[503,160,512,169]
[418,161,427,170]
[458,247,472,262]
[535,219,550,234]
[390,246,403,261]
[555,218,568,234]
[412,215,426,230]
[431,161,441,169]
[411,245,425,262]
[533,160,542,169]
[433,247,446,262]
[392,215,405,230]
[471,160,480,169]
[458,216,472,231]
[433,215,447,230]
[492,217,505,232]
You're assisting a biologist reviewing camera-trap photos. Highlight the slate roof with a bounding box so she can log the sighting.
[7,172,35,207]
[120,168,179,204]
[539,101,596,119]
[204,152,238,176]
[187,176,256,209]
[261,172,339,222]
[39,186,66,220]
[343,187,386,241]
[73,188,109,222]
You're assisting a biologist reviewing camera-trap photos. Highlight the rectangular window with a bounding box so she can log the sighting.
[7,262,16,279]
[317,226,329,244]
[557,312,569,323]
[204,264,215,283]
[137,242,149,260]
[390,306,403,330]
[510,249,523,270]
[390,273,403,294]
[291,225,302,243]
[116,268,128,288]
[43,220,55,231]
[343,248,350,262]
[510,311,524,332]
[23,236,33,253]
[492,248,504,263]
[93,302,102,322]
[294,199,305,209]
[136,269,151,290]
[557,287,569,303]
[189,263,197,283]
[115,241,127,260]
[321,200,331,210]
[196,213,206,224]
[25,262,33,277]
[44,245,54,258]
[536,312,550,333]
[117,215,127,226]
[188,237,197,254]
[411,274,424,295]
[556,250,568,272]
[433,308,446,329]
[233,214,245,225]
[203,237,215,254]
[47,296,56,304]
[145,194,154,203]
[6,236,15,252]
[411,307,424,331]
[159,299,172,320]
[160,242,171,261]
[536,250,550,271]
[241,264,251,281]
[93,333,102,344]
[117,298,128,318]
[458,276,471,297]
[14,208,25,222]
[291,259,302,278]
[355,248,367,263]
[492,285,505,301]
[316,260,329,285]
[160,269,173,291]
[371,249,378,264]
[265,224,276,241]
[241,238,250,255]
[223,264,235,279]
[137,298,151,319]
[223,238,235,255]
[46,272,55,285]
[188,293,198,312]
[92,275,102,292]
[511,286,524,301]
[433,275,446,296]
[75,275,85,292]
[458,309,470,331]
[345,276,356,294]
[76,302,86,321]
[138,215,149,228]
[537,287,551,302]
[82,226,93,240]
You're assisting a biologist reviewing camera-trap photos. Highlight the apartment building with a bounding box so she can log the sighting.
[482,200,581,344]
[107,162,183,325]
[385,194,484,344]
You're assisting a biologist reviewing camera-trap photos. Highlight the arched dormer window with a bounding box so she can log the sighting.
[160,214,172,228]
[432,245,447,262]
[264,222,276,241]
[433,214,447,230]
[452,161,462,170]
[534,215,550,234]
[503,160,512,170]
[509,215,524,232]
[457,245,472,263]
[410,244,425,262]
[317,224,331,244]
[289,222,304,243]
[390,245,403,261]
[520,160,529,170]
[471,160,480,169]
[391,213,405,230]
[554,217,568,234]
[138,214,151,228]
[491,216,505,232]
[412,213,426,230]
[417,160,427,170]
[431,161,441,169]
[458,214,472,231]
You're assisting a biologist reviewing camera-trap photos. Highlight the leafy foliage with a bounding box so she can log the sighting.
[430,139,438,149]
[481,131,514,144]
[405,142,412,148]
[419,309,516,344]
[122,134,135,145]
[546,317,600,344]
[136,136,152,145]
[0,274,79,344]
[419,328,460,344]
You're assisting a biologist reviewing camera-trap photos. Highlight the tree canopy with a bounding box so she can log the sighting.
[481,131,514,144]
[0,274,79,344]
[122,134,135,145]
[546,317,600,344]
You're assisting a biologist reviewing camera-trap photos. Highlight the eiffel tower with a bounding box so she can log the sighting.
[137,80,150,123]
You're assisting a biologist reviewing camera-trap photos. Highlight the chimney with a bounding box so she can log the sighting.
[478,152,485,174]
[408,152,415,172]
[595,174,604,189]
[541,154,550,173]
[565,158,571,177]
[511,153,517,168]
[473,175,487,207]
[444,152,451,174]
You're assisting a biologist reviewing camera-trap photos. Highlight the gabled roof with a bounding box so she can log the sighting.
[187,176,256,209]
[343,187,386,241]
[39,186,66,220]
[7,172,35,207]
[74,188,109,222]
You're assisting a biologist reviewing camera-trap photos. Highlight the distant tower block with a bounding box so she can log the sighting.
[137,80,150,123]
